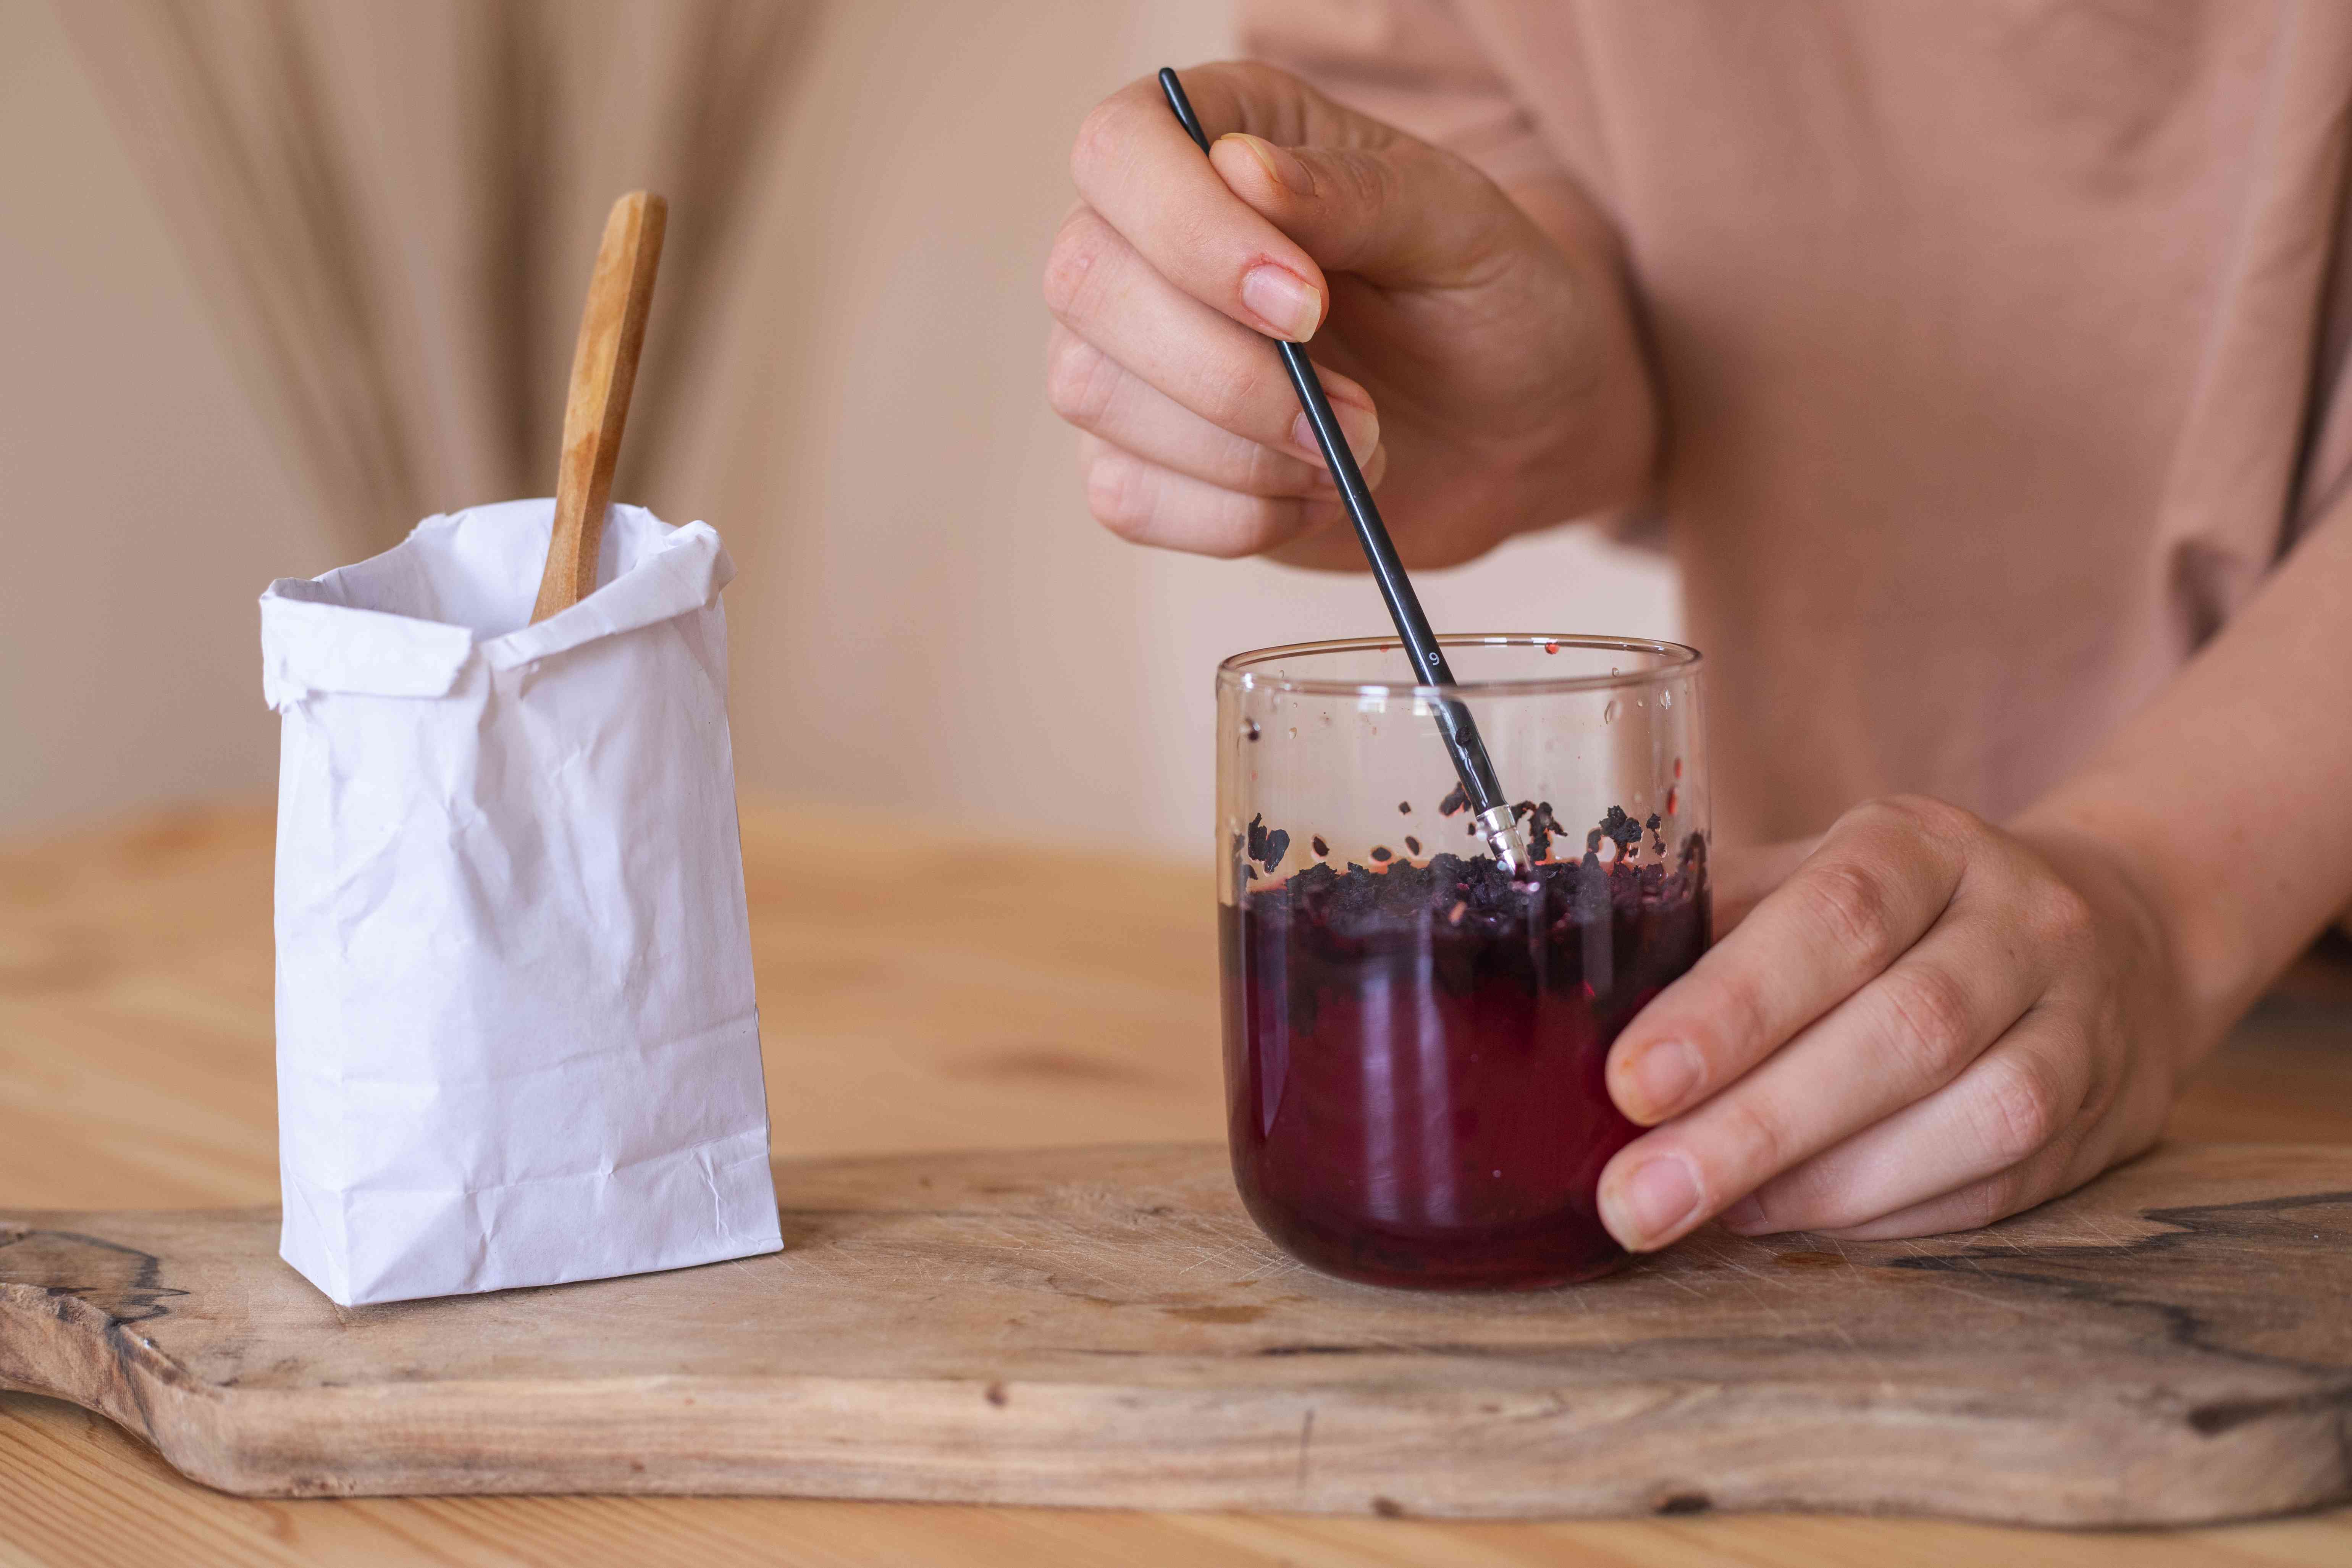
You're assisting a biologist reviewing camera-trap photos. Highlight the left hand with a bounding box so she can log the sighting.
[1598,795,2187,1248]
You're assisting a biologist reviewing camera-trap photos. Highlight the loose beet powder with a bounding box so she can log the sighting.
[1221,827,1709,1289]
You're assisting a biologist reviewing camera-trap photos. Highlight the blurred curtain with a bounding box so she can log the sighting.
[59,0,816,557]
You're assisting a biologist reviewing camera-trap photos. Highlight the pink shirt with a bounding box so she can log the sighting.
[1244,0,2352,844]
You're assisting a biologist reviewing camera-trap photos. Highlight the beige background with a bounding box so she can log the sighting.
[0,0,1678,857]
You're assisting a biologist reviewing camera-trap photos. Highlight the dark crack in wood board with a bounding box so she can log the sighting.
[2,1141,2349,1525]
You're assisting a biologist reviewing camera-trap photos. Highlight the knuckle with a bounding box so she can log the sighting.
[1040,210,1110,321]
[1044,332,1115,428]
[1805,861,1899,958]
[1837,795,1979,880]
[1833,796,1906,837]
[1879,793,1981,843]
[1195,358,1279,437]
[1324,146,1401,215]
[1711,1095,1790,1192]
[1972,1050,2064,1166]
[1084,454,1151,541]
[1875,964,1978,1082]
[1697,965,1774,1073]
[2034,880,2097,955]
[1071,98,1134,186]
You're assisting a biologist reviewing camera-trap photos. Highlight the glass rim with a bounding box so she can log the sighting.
[1216,634,1702,699]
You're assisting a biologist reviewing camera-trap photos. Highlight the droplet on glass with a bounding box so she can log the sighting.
[1602,699,1619,724]
[1660,690,1673,709]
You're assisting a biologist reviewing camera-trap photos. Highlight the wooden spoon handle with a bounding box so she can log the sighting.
[531,192,667,623]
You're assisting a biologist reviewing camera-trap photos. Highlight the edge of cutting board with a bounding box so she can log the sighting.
[4,1141,2351,1524]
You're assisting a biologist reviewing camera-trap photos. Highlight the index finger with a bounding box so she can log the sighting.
[1606,798,1971,1126]
[1071,63,1351,341]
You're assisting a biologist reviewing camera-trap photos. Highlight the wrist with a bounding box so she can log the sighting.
[2008,800,2226,1070]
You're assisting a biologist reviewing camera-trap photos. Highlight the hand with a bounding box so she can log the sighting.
[1597,796,2189,1248]
[1045,61,1656,568]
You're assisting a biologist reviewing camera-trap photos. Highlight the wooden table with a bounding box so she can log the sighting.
[3,797,2348,1566]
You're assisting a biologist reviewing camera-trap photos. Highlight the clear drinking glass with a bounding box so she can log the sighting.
[1216,636,1711,1290]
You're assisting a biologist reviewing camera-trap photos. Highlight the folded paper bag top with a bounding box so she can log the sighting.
[261,497,735,703]
[261,498,782,1307]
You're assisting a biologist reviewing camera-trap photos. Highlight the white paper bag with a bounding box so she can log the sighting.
[260,498,782,1306]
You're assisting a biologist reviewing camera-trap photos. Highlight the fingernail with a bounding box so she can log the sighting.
[1621,1039,1701,1123]
[1291,402,1378,464]
[1242,264,1323,342]
[1604,1153,1702,1251]
[1720,1195,1768,1234]
[1219,132,1315,195]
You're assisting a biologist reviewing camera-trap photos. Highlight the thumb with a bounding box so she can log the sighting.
[1209,131,1514,288]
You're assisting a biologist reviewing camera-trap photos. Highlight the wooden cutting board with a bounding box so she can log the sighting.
[3,1140,2349,1527]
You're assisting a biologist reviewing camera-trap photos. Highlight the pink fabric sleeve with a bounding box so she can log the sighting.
[1237,0,1572,199]
[2291,205,2352,555]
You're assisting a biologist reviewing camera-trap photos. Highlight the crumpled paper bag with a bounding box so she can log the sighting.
[260,497,781,1306]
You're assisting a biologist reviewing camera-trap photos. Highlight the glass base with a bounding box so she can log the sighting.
[1237,1182,1632,1291]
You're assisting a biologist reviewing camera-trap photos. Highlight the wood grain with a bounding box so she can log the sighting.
[3,798,2350,1565]
[530,191,666,624]
[3,1142,2352,1525]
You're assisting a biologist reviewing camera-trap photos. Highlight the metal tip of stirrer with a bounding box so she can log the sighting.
[1475,806,1536,883]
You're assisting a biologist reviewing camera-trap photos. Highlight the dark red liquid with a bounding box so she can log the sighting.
[1220,836,1709,1289]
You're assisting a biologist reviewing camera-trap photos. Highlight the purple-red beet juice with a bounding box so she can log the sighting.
[1220,827,1709,1289]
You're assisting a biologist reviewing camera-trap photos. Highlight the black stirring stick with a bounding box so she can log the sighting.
[1158,68,1531,877]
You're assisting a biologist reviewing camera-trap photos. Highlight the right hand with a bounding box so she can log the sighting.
[1045,61,1658,569]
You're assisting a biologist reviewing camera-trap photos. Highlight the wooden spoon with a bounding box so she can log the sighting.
[530,191,668,623]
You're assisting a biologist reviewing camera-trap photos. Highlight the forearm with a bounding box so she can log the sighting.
[2016,502,2352,1058]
